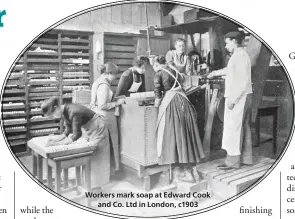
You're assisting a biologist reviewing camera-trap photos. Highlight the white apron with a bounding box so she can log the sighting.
[173,51,188,74]
[128,72,142,93]
[92,80,120,171]
[222,95,247,156]
[94,80,113,118]
[156,68,188,157]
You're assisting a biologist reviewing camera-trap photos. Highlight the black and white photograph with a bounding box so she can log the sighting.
[0,1,294,218]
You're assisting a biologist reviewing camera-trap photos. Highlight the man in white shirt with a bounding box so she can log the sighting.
[208,31,253,170]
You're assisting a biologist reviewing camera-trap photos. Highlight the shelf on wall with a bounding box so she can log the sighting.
[1,29,94,154]
[30,130,60,137]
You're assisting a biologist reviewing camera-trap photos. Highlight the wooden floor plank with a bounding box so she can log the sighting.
[222,164,272,184]
[197,156,275,199]
[231,171,267,188]
[196,158,225,172]
[198,157,272,177]
[210,168,237,178]
[212,160,273,180]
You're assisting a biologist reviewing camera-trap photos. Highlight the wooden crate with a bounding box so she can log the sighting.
[120,100,158,166]
[184,9,199,23]
[72,90,91,104]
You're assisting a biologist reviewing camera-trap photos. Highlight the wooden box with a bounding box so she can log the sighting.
[119,99,158,166]
[184,9,199,23]
[161,14,173,27]
[72,89,91,105]
[198,9,215,18]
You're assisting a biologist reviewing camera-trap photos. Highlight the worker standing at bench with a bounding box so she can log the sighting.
[115,56,149,97]
[150,55,205,183]
[208,31,253,170]
[41,97,112,189]
[166,38,191,77]
[90,62,124,172]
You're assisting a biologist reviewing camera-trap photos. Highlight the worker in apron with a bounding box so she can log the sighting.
[41,97,112,189]
[89,62,124,172]
[115,55,149,97]
[166,38,191,77]
[150,55,205,183]
[208,31,253,170]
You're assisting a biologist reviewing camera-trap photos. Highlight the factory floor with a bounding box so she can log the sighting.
[17,127,290,217]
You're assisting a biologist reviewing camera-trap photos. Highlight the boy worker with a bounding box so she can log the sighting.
[208,31,253,170]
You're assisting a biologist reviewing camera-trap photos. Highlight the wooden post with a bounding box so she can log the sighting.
[215,20,227,68]
[32,152,37,176]
[55,162,61,193]
[190,34,196,51]
[58,33,63,133]
[208,26,215,71]
[208,19,227,70]
[204,83,210,126]
[64,168,69,189]
[203,22,226,156]
[273,107,278,154]
[23,52,30,153]
[89,34,94,85]
[184,30,188,53]
[199,33,202,54]
[246,35,262,66]
[246,36,272,122]
[85,160,92,207]
[203,89,219,156]
[37,155,43,181]
[47,161,53,189]
[76,166,82,186]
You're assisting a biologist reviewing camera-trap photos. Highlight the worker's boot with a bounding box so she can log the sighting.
[225,155,241,169]
[241,154,253,166]
[178,168,196,183]
[192,166,201,182]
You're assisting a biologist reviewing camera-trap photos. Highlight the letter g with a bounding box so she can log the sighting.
[289,52,295,59]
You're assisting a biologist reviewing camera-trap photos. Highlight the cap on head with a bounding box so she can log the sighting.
[224,31,245,42]
[100,62,119,75]
[133,55,150,67]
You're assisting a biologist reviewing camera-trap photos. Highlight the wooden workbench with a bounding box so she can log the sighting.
[27,136,110,190]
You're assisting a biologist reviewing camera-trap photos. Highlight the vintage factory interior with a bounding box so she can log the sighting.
[1,2,293,215]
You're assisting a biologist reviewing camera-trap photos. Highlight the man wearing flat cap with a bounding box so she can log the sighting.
[208,31,253,170]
